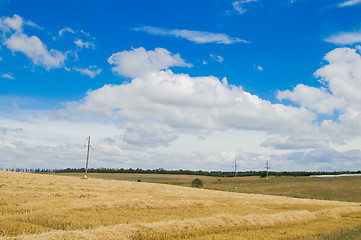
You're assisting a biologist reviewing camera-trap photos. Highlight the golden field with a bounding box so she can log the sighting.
[1,171,361,239]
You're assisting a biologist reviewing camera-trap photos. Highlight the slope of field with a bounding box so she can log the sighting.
[54,172,361,202]
[1,171,361,239]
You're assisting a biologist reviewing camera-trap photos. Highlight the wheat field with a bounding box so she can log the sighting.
[1,171,361,239]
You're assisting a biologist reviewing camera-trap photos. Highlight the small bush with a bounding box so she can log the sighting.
[191,178,203,188]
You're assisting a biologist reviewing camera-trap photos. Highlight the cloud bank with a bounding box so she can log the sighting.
[56,47,315,150]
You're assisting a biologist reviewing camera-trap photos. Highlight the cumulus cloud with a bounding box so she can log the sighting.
[275,47,361,150]
[135,26,248,44]
[312,48,361,139]
[0,15,65,70]
[69,70,312,132]
[279,48,361,113]
[0,14,24,32]
[5,33,65,70]
[74,66,102,78]
[1,73,15,79]
[338,0,361,7]
[55,49,315,147]
[108,47,192,78]
[0,15,39,32]
[278,84,345,114]
[315,48,361,109]
[233,0,257,15]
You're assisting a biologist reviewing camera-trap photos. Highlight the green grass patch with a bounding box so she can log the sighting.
[320,225,361,240]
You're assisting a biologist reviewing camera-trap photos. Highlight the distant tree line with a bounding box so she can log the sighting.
[52,168,361,177]
[2,167,360,177]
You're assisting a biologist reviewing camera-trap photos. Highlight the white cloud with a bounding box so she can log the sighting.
[0,15,66,70]
[275,47,361,151]
[278,84,345,115]
[315,48,361,109]
[279,48,361,114]
[74,66,102,78]
[5,32,65,70]
[58,27,75,37]
[210,54,224,63]
[55,65,314,147]
[74,39,95,49]
[24,20,41,29]
[314,48,361,139]
[1,73,15,79]
[0,15,41,32]
[233,0,257,15]
[256,65,263,71]
[4,46,361,171]
[326,30,361,45]
[108,47,192,78]
[338,0,361,7]
[0,112,126,169]
[0,14,23,32]
[135,26,248,44]
[123,123,178,147]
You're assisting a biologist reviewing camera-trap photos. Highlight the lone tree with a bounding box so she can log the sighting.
[191,178,203,188]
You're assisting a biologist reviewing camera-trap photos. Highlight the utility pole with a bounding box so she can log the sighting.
[234,159,237,189]
[84,136,90,179]
[265,160,270,180]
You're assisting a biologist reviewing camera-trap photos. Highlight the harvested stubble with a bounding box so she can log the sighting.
[1,171,361,239]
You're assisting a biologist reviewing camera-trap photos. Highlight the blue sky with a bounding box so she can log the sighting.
[1,0,361,171]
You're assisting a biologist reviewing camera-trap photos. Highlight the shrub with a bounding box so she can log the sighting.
[260,171,267,178]
[191,178,203,188]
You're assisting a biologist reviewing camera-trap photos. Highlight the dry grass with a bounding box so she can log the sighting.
[1,171,361,239]
[54,173,361,202]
